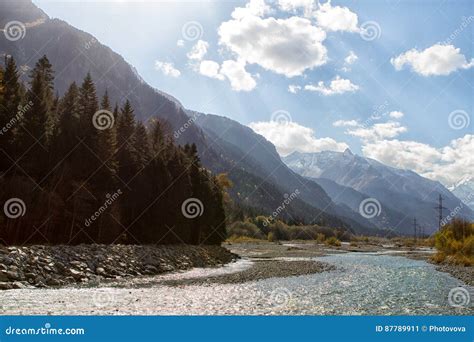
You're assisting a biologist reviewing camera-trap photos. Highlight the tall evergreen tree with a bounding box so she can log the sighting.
[20,55,55,177]
[116,99,137,183]
[0,56,22,171]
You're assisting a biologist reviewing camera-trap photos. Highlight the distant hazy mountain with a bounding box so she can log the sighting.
[0,0,381,235]
[449,177,474,211]
[283,150,474,234]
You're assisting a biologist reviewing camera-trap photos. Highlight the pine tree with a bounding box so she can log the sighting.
[54,82,80,161]
[94,91,118,191]
[0,56,22,171]
[116,99,138,183]
[20,55,55,177]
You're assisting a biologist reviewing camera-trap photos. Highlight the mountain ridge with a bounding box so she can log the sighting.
[283,150,474,234]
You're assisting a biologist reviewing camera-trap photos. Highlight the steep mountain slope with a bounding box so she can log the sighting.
[283,150,474,234]
[449,177,474,211]
[311,178,412,235]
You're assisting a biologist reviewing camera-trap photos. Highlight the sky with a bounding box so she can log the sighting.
[33,0,473,187]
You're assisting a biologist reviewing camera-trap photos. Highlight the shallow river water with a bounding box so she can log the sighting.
[0,252,472,315]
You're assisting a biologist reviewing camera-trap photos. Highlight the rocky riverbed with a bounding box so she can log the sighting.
[0,244,237,290]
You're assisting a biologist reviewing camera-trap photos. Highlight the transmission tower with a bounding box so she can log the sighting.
[434,194,447,231]
[413,217,417,243]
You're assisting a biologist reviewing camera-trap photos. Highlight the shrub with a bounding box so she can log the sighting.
[267,232,276,242]
[433,219,474,265]
[325,236,341,247]
[227,221,264,240]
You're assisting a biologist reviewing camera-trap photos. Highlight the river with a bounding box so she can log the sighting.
[0,252,472,315]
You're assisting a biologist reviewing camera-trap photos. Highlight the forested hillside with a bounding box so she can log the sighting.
[0,56,226,245]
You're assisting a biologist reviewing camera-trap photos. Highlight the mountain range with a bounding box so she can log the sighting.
[1,0,471,236]
[283,150,474,235]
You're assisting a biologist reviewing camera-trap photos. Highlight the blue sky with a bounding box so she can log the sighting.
[33,0,473,186]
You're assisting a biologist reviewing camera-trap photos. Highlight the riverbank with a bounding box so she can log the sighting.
[0,244,237,290]
[225,241,473,287]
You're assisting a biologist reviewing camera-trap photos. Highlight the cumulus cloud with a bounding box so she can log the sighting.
[220,60,257,91]
[187,40,209,61]
[176,39,185,47]
[391,44,474,76]
[389,111,404,119]
[333,119,359,127]
[278,0,314,16]
[218,14,328,77]
[344,50,358,65]
[288,84,301,93]
[362,135,474,185]
[199,60,225,80]
[346,121,407,142]
[304,76,359,95]
[313,0,359,33]
[231,0,271,19]
[154,61,181,77]
[248,120,348,156]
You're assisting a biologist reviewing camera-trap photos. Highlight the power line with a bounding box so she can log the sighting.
[434,194,447,231]
[413,217,417,243]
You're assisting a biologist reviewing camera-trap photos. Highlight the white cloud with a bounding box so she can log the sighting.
[313,1,359,33]
[304,76,359,95]
[346,121,407,141]
[218,14,327,77]
[391,44,474,76]
[187,40,209,61]
[176,39,185,47]
[288,84,301,93]
[220,60,257,91]
[231,0,271,19]
[248,120,348,156]
[278,0,314,16]
[333,119,359,127]
[362,135,474,185]
[154,61,181,77]
[389,111,404,119]
[344,50,358,65]
[199,60,225,80]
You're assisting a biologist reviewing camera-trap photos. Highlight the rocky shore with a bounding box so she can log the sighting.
[0,244,237,290]
[434,263,474,286]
